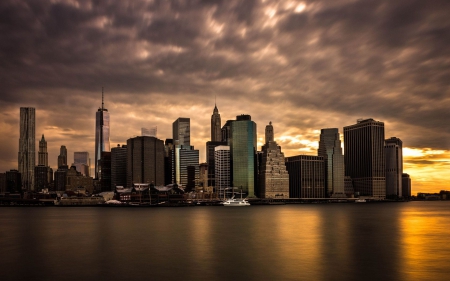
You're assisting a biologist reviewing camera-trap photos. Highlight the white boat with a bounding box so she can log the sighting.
[222,196,250,206]
[355,198,366,203]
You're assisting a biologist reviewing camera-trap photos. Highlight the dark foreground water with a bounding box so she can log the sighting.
[1,201,450,281]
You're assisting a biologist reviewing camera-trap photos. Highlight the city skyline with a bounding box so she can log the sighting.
[0,0,449,193]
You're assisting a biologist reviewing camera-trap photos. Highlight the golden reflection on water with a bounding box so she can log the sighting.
[400,203,450,280]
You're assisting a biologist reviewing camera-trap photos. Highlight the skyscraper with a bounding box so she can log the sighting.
[231,115,257,197]
[258,122,289,198]
[58,145,67,168]
[285,155,325,198]
[172,145,199,188]
[172,118,190,146]
[73,152,90,176]
[38,134,48,166]
[344,118,386,199]
[318,128,345,197]
[215,145,230,197]
[211,104,221,142]
[385,137,403,198]
[127,136,165,187]
[18,107,35,191]
[95,89,110,179]
[111,145,127,189]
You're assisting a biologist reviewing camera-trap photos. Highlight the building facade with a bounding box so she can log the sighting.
[211,104,222,142]
[385,137,403,198]
[172,118,190,146]
[402,173,411,198]
[285,155,325,198]
[38,134,48,166]
[58,145,67,169]
[6,170,22,194]
[318,128,345,197]
[127,136,165,187]
[73,152,90,176]
[18,107,35,191]
[95,91,110,179]
[344,119,386,199]
[111,145,127,189]
[215,145,230,197]
[258,122,289,199]
[172,145,199,188]
[231,115,257,197]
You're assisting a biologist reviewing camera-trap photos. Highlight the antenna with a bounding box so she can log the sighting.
[102,87,104,110]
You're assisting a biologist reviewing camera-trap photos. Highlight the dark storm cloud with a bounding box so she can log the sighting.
[0,0,449,174]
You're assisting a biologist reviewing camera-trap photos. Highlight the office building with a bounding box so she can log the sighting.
[73,152,90,176]
[221,120,233,145]
[6,170,22,194]
[173,118,190,146]
[34,165,50,191]
[66,166,94,194]
[199,163,208,189]
[344,118,386,199]
[318,128,345,197]
[38,134,48,166]
[402,173,411,198]
[385,137,403,198]
[258,122,289,198]
[142,126,157,137]
[58,146,67,169]
[54,166,68,191]
[207,104,226,187]
[0,173,6,193]
[164,139,174,185]
[100,151,111,192]
[127,136,165,187]
[215,145,231,197]
[111,145,127,189]
[95,89,110,179]
[285,155,325,198]
[172,145,199,188]
[18,107,35,191]
[231,115,257,197]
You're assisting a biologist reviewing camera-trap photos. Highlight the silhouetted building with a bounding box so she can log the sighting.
[172,145,199,188]
[211,104,222,142]
[206,141,226,187]
[100,152,111,192]
[34,165,50,191]
[111,145,127,189]
[258,122,289,198]
[164,139,174,185]
[231,115,257,197]
[57,145,67,169]
[173,118,190,146]
[344,176,354,197]
[385,137,403,198]
[127,136,165,187]
[0,173,5,193]
[95,89,110,179]
[186,166,196,192]
[221,120,234,145]
[18,107,35,191]
[402,173,411,198]
[215,145,230,197]
[6,170,22,193]
[318,128,345,197]
[344,118,386,199]
[54,166,68,192]
[199,163,208,189]
[66,166,94,194]
[38,134,48,166]
[285,155,325,198]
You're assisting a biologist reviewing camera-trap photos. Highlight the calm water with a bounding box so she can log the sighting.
[1,201,449,281]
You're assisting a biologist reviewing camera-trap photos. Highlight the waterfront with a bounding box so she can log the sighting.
[0,201,449,281]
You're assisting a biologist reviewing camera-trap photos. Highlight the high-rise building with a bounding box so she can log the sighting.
[211,104,222,142]
[258,122,289,198]
[38,134,48,166]
[215,145,230,197]
[111,144,127,189]
[142,126,157,137]
[57,145,67,168]
[318,128,345,197]
[18,107,35,191]
[73,152,90,176]
[344,118,386,199]
[54,166,68,191]
[172,145,199,188]
[285,155,325,198]
[127,136,165,187]
[402,173,411,198]
[95,89,110,179]
[100,151,111,192]
[6,170,22,193]
[173,118,190,146]
[34,165,50,191]
[385,137,403,198]
[164,139,174,185]
[231,115,257,197]
[0,173,6,193]
[221,120,234,145]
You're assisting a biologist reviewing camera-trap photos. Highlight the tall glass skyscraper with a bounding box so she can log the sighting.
[18,107,35,191]
[172,118,190,146]
[95,90,110,179]
[318,128,345,197]
[231,115,257,197]
[344,119,386,199]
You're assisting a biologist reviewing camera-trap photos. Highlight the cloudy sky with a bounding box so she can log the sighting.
[1,0,449,193]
